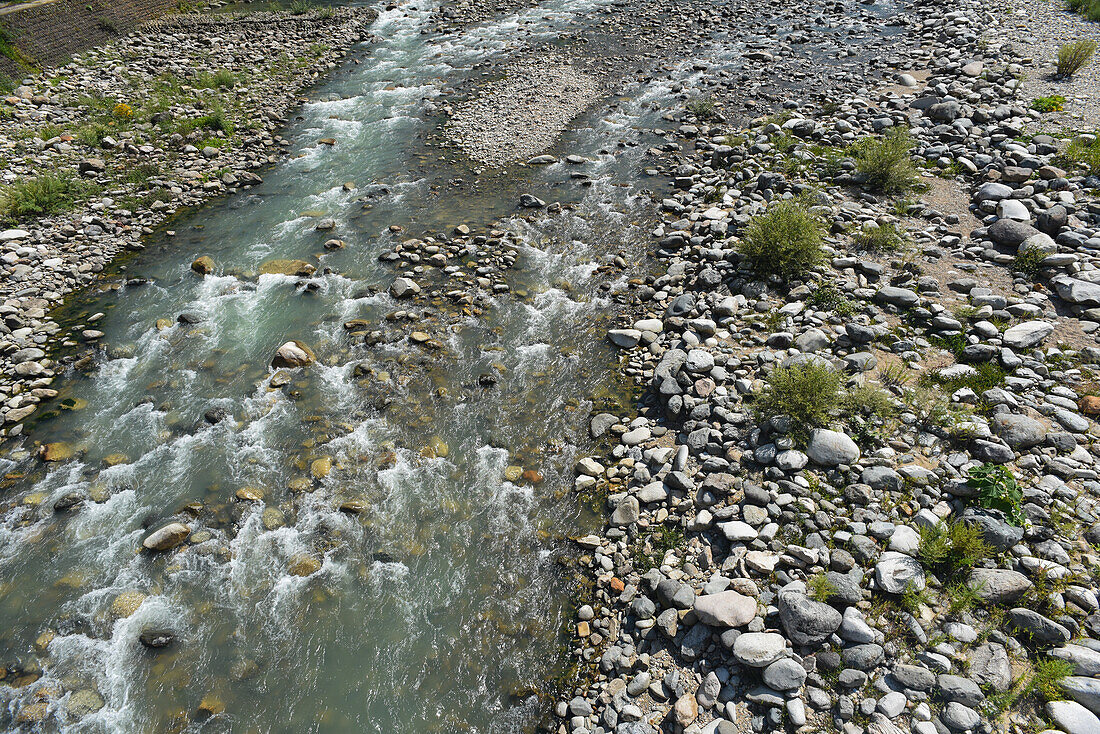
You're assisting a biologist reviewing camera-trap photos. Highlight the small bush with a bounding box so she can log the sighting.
[1062,133,1100,175]
[196,69,237,89]
[1014,247,1048,278]
[112,102,133,120]
[923,360,1006,393]
[807,572,837,603]
[807,283,858,317]
[852,128,921,195]
[1056,39,1097,78]
[756,362,841,436]
[686,96,718,121]
[1069,0,1100,21]
[178,104,235,136]
[967,463,1025,526]
[739,200,825,277]
[840,384,896,421]
[631,525,684,572]
[1031,95,1066,113]
[289,0,314,13]
[853,222,909,252]
[917,520,992,572]
[878,362,910,388]
[0,174,97,223]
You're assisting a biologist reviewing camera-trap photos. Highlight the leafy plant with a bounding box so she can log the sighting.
[1031,95,1066,113]
[1056,39,1097,78]
[852,128,921,195]
[289,0,315,13]
[738,200,826,277]
[1069,0,1100,21]
[1062,133,1100,175]
[196,69,237,89]
[852,221,909,252]
[807,282,857,316]
[840,384,896,421]
[1031,658,1074,701]
[917,520,992,572]
[0,174,99,223]
[756,361,841,437]
[807,571,838,603]
[967,464,1025,526]
[630,525,684,572]
[686,96,718,121]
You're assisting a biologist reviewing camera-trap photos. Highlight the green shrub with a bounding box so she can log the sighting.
[289,0,314,13]
[807,283,857,316]
[807,571,838,603]
[0,174,98,223]
[196,69,237,89]
[840,383,896,421]
[756,361,841,436]
[1069,0,1100,21]
[630,525,684,572]
[686,96,718,121]
[1057,39,1097,77]
[178,104,234,136]
[852,128,921,195]
[1014,247,1048,278]
[738,200,825,277]
[917,520,992,572]
[1062,133,1100,175]
[967,463,1025,526]
[1031,95,1066,113]
[853,222,909,252]
[1030,658,1074,701]
[923,359,1006,393]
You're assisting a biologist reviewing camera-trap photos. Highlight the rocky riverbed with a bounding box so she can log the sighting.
[4,0,1100,731]
[552,0,1100,733]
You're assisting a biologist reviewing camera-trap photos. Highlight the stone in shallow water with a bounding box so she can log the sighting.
[271,340,315,368]
[288,554,322,577]
[259,258,315,276]
[142,522,190,551]
[38,442,74,462]
[110,590,147,618]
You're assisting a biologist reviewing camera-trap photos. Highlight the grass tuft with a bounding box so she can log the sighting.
[0,174,99,223]
[852,221,909,252]
[1056,39,1097,78]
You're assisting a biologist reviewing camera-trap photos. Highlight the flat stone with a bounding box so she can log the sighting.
[694,590,757,628]
[1002,321,1054,350]
[1047,701,1100,734]
[763,658,807,691]
[733,632,786,667]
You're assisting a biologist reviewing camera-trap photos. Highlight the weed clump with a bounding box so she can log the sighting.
[852,128,921,195]
[756,362,842,436]
[738,200,825,277]
[686,96,719,121]
[0,174,98,223]
[917,520,992,572]
[1069,0,1100,20]
[1056,39,1097,78]
[1031,95,1066,113]
[852,221,909,252]
[1062,133,1100,175]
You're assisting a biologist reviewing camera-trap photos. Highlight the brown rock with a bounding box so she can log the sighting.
[271,341,315,368]
[142,522,190,551]
[259,259,316,277]
[191,256,215,275]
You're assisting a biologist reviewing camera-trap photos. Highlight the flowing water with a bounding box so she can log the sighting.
[0,0,904,730]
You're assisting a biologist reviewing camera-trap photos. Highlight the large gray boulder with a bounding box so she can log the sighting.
[990,413,1047,449]
[988,218,1039,247]
[806,429,860,466]
[778,592,843,646]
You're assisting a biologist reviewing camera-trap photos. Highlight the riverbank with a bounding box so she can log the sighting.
[558,0,1100,732]
[0,7,376,437]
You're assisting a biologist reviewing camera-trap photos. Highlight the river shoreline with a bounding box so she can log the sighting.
[4,0,1100,731]
[559,0,1100,732]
